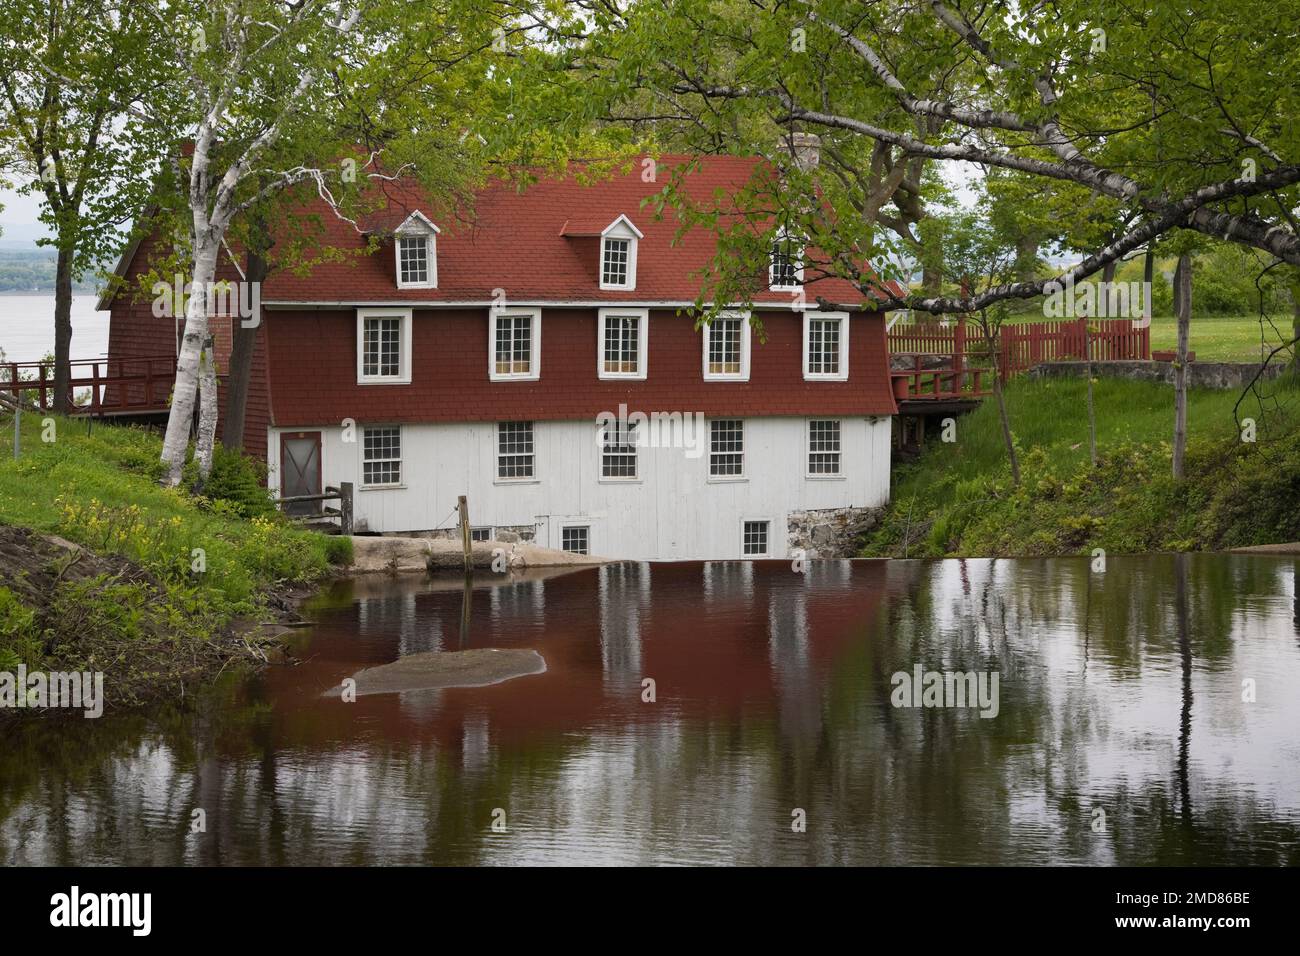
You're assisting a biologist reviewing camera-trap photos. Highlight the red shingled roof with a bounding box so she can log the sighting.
[253,155,894,306]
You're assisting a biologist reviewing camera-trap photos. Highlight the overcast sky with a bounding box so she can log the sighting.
[0,185,50,242]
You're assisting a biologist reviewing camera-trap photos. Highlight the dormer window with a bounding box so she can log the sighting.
[602,238,630,286]
[598,215,642,290]
[769,232,803,290]
[393,211,439,289]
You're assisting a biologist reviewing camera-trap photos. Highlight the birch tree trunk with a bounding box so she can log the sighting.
[1172,254,1192,480]
[195,332,219,482]
[159,237,217,486]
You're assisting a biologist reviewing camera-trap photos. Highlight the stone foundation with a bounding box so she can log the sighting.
[1028,360,1286,389]
[385,523,538,543]
[787,506,884,558]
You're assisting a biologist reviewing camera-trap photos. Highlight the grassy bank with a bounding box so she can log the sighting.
[864,375,1300,558]
[0,412,351,708]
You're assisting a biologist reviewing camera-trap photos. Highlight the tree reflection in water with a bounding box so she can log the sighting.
[1,555,1298,866]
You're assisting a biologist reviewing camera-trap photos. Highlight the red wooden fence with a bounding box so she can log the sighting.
[2,356,176,415]
[888,315,1149,386]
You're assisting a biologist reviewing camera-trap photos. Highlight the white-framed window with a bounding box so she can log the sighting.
[742,520,770,557]
[561,525,590,555]
[361,425,402,487]
[602,238,631,287]
[807,419,842,476]
[769,233,803,290]
[600,419,639,480]
[497,421,535,480]
[490,308,541,381]
[709,419,745,478]
[702,312,752,381]
[599,216,641,290]
[470,527,493,542]
[597,308,649,379]
[394,212,438,289]
[803,311,850,381]
[356,308,412,384]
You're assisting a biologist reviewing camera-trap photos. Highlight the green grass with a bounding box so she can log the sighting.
[1148,313,1296,363]
[0,414,344,605]
[0,412,349,705]
[865,375,1300,557]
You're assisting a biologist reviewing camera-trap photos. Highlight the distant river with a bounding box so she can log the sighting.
[0,294,109,363]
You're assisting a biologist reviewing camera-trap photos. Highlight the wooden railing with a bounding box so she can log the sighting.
[888,316,1150,396]
[1,356,176,415]
[271,482,354,534]
[890,354,989,400]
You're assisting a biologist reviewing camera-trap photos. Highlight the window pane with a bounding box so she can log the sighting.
[398,237,428,285]
[709,419,744,476]
[470,527,492,542]
[363,317,401,378]
[362,426,401,485]
[707,318,742,375]
[497,421,535,478]
[808,318,841,375]
[771,240,799,287]
[600,420,638,479]
[808,419,841,475]
[561,526,589,555]
[603,314,640,374]
[495,315,533,375]
[602,238,629,286]
[743,520,769,556]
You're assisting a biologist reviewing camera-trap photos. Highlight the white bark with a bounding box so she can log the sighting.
[160,237,218,486]
[156,3,364,486]
[195,332,219,480]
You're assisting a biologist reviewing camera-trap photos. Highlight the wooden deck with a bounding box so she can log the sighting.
[887,316,1151,404]
[2,356,176,416]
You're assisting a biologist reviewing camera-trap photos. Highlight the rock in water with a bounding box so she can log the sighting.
[322,648,545,698]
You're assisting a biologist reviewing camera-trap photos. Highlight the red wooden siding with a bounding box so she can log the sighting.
[106,233,273,457]
[265,306,897,429]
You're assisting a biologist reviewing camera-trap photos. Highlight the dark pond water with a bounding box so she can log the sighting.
[3,555,1299,866]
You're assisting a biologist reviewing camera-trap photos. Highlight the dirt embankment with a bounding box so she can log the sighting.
[0,525,307,711]
[0,525,156,604]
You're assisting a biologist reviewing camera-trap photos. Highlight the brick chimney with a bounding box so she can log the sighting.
[779,131,821,172]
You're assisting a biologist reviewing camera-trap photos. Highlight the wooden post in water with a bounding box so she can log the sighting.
[339,482,354,535]
[458,495,472,572]
[459,571,473,647]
